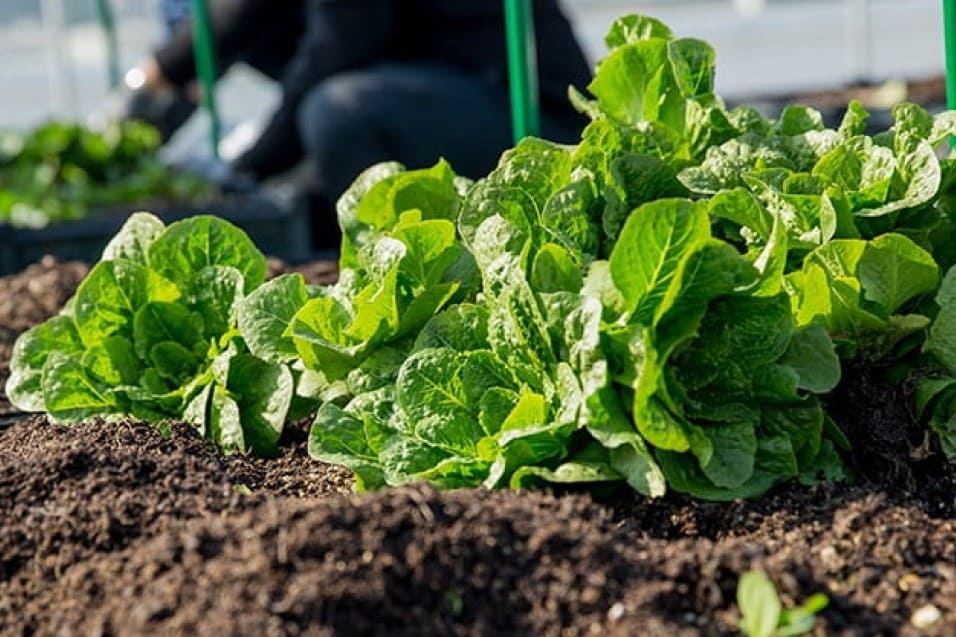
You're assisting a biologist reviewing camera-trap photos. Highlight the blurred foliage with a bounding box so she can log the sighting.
[0,120,212,228]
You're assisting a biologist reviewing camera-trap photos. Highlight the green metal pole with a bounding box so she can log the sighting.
[946,1,956,108]
[190,0,221,159]
[95,0,120,89]
[503,0,540,142]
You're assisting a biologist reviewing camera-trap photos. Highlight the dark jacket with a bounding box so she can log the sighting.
[155,0,305,85]
[160,0,593,180]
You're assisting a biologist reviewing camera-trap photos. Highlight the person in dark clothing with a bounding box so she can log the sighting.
[152,0,305,92]
[129,0,592,248]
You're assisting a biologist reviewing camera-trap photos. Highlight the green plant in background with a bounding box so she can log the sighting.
[737,570,829,637]
[0,120,211,228]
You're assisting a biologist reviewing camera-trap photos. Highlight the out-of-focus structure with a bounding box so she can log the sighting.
[0,1,946,142]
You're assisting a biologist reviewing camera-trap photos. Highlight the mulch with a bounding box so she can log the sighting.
[0,258,953,637]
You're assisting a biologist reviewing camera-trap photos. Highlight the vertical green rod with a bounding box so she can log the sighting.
[504,0,540,142]
[946,0,956,148]
[95,0,120,89]
[946,1,956,107]
[190,0,221,159]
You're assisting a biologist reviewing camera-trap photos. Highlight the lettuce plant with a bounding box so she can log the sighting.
[785,234,939,359]
[682,101,956,251]
[603,198,843,498]
[239,162,478,410]
[307,208,662,493]
[6,213,291,455]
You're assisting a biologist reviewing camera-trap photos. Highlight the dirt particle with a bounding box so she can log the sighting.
[911,604,942,628]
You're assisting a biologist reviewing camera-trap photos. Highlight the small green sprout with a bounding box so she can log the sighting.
[737,570,828,637]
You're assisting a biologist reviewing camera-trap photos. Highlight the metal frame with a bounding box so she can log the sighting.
[504,0,541,142]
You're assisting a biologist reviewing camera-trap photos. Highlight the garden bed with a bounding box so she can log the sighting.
[5,14,956,637]
[1,258,953,637]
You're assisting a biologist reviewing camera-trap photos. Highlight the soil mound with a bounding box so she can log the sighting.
[6,462,954,637]
[1,260,955,637]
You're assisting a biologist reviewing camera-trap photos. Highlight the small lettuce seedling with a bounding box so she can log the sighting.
[737,570,828,637]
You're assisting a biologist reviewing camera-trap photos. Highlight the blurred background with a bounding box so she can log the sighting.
[0,0,946,160]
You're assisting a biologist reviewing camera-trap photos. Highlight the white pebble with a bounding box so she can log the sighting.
[911,604,941,629]
[607,602,625,621]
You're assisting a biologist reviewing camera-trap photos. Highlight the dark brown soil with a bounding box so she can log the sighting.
[822,359,944,490]
[1,260,954,637]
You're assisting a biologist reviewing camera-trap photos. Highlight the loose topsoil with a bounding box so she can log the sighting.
[1,259,954,637]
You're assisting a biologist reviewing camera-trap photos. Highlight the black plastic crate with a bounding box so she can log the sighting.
[0,191,313,275]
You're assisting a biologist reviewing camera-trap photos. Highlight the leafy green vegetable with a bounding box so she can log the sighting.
[575,22,737,164]
[308,204,651,492]
[680,99,954,250]
[5,212,289,455]
[337,159,463,269]
[604,199,842,499]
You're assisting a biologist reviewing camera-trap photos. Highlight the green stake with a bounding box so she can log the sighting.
[95,0,120,90]
[190,0,221,159]
[504,0,540,142]
[946,0,956,146]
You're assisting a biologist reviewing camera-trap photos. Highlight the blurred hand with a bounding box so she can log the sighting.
[119,59,198,142]
[122,86,196,143]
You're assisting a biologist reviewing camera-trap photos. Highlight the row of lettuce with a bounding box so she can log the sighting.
[7,15,956,500]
